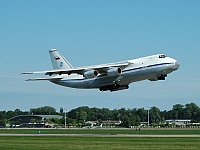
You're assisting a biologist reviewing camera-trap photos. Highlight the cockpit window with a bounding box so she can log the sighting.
[159,54,166,58]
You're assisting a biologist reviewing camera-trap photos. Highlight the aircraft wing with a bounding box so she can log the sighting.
[22,61,131,76]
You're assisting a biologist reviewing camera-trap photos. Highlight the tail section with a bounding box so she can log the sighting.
[49,49,73,69]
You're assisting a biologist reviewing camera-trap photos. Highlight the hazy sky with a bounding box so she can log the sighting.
[0,0,199,112]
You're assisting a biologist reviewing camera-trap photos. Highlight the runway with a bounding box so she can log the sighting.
[0,134,199,137]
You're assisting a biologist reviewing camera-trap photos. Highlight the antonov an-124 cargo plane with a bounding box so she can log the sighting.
[22,49,180,92]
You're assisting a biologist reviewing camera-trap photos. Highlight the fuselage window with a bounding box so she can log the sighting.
[159,55,166,58]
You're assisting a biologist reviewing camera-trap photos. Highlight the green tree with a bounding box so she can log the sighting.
[79,111,87,122]
[0,111,6,120]
[136,108,147,122]
[121,115,131,127]
[185,103,200,122]
[30,106,57,115]
[60,107,64,115]
[0,119,6,127]
[150,106,161,124]
[49,118,60,124]
[172,104,184,119]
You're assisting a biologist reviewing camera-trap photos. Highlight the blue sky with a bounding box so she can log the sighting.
[0,0,199,112]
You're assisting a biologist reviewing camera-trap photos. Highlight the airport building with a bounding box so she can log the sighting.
[85,120,121,126]
[8,115,63,128]
[165,119,191,126]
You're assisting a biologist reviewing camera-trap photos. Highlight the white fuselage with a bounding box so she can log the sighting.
[51,54,179,90]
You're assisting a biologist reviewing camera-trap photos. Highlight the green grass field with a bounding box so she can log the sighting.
[0,129,199,150]
[0,136,199,150]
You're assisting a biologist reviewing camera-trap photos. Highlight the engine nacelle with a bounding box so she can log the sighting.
[107,67,122,76]
[83,70,98,79]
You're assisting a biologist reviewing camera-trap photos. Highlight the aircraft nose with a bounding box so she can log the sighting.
[174,60,180,70]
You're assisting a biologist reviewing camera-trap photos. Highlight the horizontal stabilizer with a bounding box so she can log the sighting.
[26,77,63,81]
[21,72,34,74]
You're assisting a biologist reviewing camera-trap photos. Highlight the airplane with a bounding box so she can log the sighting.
[94,123,103,129]
[83,123,103,129]
[22,49,180,92]
[83,124,94,129]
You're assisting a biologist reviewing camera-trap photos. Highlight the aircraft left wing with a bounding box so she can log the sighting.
[22,61,131,76]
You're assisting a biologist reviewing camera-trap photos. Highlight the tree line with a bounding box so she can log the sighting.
[64,103,200,127]
[0,103,200,127]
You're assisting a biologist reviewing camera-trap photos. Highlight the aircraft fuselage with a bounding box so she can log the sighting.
[51,54,179,91]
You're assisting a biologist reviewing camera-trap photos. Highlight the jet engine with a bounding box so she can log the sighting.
[107,67,122,76]
[83,70,98,79]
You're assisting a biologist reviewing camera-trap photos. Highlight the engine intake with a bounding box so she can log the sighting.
[107,67,122,76]
[83,70,98,79]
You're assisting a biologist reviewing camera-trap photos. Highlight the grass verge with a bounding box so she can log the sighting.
[0,136,199,150]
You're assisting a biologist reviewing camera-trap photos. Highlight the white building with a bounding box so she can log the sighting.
[165,119,191,125]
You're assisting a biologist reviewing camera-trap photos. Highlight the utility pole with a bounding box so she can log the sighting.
[64,108,67,128]
[117,104,121,123]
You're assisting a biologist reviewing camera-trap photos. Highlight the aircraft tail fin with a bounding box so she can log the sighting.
[49,49,73,70]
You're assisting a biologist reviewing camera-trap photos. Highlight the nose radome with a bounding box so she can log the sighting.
[174,60,180,70]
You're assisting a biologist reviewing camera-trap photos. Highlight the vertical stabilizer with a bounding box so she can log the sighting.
[49,49,73,69]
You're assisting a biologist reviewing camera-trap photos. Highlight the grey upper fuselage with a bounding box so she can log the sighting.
[51,54,180,90]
